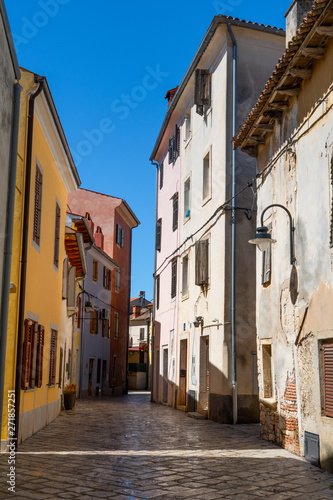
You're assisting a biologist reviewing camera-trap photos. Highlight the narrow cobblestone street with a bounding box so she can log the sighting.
[1,393,333,499]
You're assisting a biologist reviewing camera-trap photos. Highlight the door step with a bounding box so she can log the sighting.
[188,412,207,420]
[196,409,208,418]
[177,405,187,412]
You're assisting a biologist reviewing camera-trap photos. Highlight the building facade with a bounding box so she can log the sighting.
[68,189,140,395]
[128,296,152,390]
[234,0,333,472]
[150,15,285,422]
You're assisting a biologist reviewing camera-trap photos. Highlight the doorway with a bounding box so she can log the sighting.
[102,359,107,391]
[88,358,95,396]
[154,349,159,402]
[162,348,168,404]
[199,336,209,411]
[178,339,187,406]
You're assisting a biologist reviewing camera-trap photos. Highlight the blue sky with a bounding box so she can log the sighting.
[6,0,291,301]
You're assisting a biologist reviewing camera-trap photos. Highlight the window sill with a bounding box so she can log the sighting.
[183,215,191,225]
[181,293,189,301]
[23,388,35,392]
[259,397,277,411]
[202,195,212,207]
[171,296,176,303]
[184,136,192,149]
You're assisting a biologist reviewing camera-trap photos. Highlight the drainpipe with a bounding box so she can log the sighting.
[0,81,22,443]
[126,230,133,395]
[227,23,237,425]
[150,160,159,402]
[15,80,44,445]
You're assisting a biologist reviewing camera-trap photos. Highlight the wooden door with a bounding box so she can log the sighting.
[178,339,187,406]
[199,336,209,410]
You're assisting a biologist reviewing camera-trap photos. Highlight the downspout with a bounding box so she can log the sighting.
[0,81,22,443]
[126,231,133,395]
[150,160,159,402]
[227,23,237,425]
[15,80,44,445]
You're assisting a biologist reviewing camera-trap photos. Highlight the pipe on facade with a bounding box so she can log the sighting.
[126,230,133,395]
[15,80,44,445]
[0,82,22,442]
[227,23,238,425]
[150,160,159,402]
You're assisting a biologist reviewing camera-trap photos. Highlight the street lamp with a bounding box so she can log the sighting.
[249,204,296,265]
[77,289,95,398]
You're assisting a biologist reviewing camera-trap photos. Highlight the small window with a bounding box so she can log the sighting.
[195,239,209,286]
[92,260,98,281]
[156,218,162,251]
[140,328,145,341]
[172,194,178,232]
[171,258,177,299]
[114,312,119,338]
[22,320,37,390]
[262,344,273,399]
[203,152,211,201]
[49,329,58,386]
[53,203,61,268]
[160,163,164,190]
[33,165,43,246]
[184,177,191,220]
[156,275,160,310]
[116,224,124,248]
[90,309,99,334]
[115,268,120,292]
[183,110,191,143]
[182,254,189,297]
[168,125,180,163]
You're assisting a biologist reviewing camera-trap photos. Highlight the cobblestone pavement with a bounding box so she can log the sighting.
[1,392,333,499]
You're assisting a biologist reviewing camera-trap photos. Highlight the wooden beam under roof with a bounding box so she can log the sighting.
[254,123,274,132]
[316,25,333,36]
[277,86,301,96]
[268,101,289,110]
[300,46,326,58]
[289,67,312,79]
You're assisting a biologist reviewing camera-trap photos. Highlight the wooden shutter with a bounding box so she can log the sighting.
[58,347,63,388]
[33,167,42,244]
[108,270,112,290]
[36,325,44,388]
[103,266,107,288]
[168,137,174,164]
[174,125,180,161]
[172,194,178,232]
[156,275,160,310]
[160,163,164,189]
[28,322,35,388]
[49,330,57,385]
[54,204,61,267]
[194,69,211,115]
[96,309,99,334]
[67,266,76,307]
[62,258,68,299]
[156,219,162,251]
[171,259,177,298]
[195,239,209,286]
[21,320,30,389]
[323,344,333,417]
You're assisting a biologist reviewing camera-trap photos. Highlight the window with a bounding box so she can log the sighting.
[156,218,162,251]
[90,309,99,334]
[114,312,119,338]
[184,177,191,220]
[22,320,36,389]
[323,343,333,417]
[168,125,180,164]
[159,162,164,189]
[182,254,189,297]
[183,110,191,143]
[53,203,61,268]
[140,328,145,341]
[195,239,209,286]
[262,343,273,399]
[194,68,211,115]
[36,325,45,388]
[172,194,178,232]
[156,275,160,310]
[115,268,120,292]
[171,258,177,299]
[33,165,43,245]
[203,151,211,201]
[101,310,109,337]
[112,356,117,379]
[49,329,58,386]
[97,358,101,384]
[116,224,124,248]
[103,266,112,290]
[92,260,98,281]
[262,223,272,286]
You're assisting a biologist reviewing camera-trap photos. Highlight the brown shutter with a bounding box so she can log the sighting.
[90,310,95,334]
[159,162,164,189]
[62,258,68,299]
[36,325,44,388]
[171,259,177,298]
[156,276,160,310]
[195,239,209,286]
[58,347,63,388]
[33,167,42,244]
[21,320,30,389]
[28,323,35,388]
[108,270,112,290]
[49,330,57,385]
[323,344,333,417]
[103,266,107,288]
[194,69,211,115]
[156,219,162,251]
[172,194,178,232]
[194,68,203,114]
[168,137,174,164]
[54,204,61,267]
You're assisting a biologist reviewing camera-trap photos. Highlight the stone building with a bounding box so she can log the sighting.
[234,0,333,472]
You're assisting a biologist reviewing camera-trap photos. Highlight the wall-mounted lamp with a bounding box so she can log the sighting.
[84,300,94,313]
[193,316,204,328]
[249,204,296,265]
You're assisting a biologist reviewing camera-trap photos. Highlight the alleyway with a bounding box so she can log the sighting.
[0,393,333,499]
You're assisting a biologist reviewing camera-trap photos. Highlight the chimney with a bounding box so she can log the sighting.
[85,212,94,234]
[164,86,179,107]
[133,305,141,318]
[94,226,104,250]
[139,290,145,307]
[284,0,313,47]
